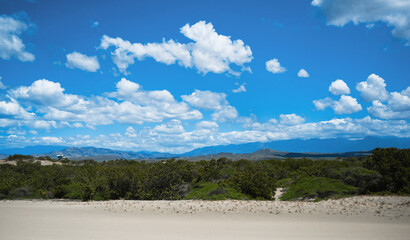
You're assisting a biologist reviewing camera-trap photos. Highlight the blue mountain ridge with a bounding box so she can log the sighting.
[182,136,410,156]
[0,136,408,159]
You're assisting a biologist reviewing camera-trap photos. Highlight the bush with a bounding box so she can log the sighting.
[185,182,249,200]
[9,187,34,198]
[281,177,357,201]
[364,148,410,193]
[231,165,275,200]
[328,167,382,194]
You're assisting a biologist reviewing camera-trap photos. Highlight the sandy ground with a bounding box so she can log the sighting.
[0,196,409,240]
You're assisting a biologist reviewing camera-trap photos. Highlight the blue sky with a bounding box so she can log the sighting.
[0,0,409,153]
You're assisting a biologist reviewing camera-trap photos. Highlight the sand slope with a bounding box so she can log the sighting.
[1,196,409,240]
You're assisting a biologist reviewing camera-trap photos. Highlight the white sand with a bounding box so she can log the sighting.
[1,196,409,240]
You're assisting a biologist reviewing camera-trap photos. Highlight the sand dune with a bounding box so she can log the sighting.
[1,196,409,240]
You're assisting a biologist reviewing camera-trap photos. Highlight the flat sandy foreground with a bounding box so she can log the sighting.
[1,196,409,240]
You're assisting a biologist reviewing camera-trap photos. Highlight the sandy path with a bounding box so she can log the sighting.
[0,197,409,240]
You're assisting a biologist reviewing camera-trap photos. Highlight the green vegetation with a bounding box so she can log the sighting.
[185,182,249,200]
[0,148,408,201]
[280,177,357,201]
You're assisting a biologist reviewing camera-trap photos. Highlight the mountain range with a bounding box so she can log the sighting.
[0,136,408,161]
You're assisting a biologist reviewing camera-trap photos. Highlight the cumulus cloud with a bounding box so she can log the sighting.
[65,52,100,72]
[182,90,228,110]
[0,99,34,119]
[182,89,238,123]
[333,95,362,114]
[368,86,410,119]
[312,0,410,46]
[0,14,35,62]
[313,97,333,110]
[232,83,246,93]
[356,73,389,101]
[109,78,202,121]
[196,121,219,129]
[279,114,305,125]
[329,79,350,95]
[9,79,81,107]
[153,119,185,134]
[266,58,286,74]
[314,95,362,114]
[211,105,239,122]
[297,69,310,78]
[5,78,203,129]
[125,126,137,138]
[100,21,253,75]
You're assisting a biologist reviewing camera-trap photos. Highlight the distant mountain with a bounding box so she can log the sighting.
[183,136,410,156]
[176,148,372,161]
[45,147,178,160]
[0,136,407,161]
[0,145,68,155]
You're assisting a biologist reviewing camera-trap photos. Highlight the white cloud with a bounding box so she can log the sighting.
[0,76,6,89]
[6,127,26,135]
[36,136,64,144]
[312,0,410,46]
[125,126,137,138]
[356,73,389,101]
[388,87,410,111]
[0,99,34,119]
[30,120,57,130]
[66,51,100,72]
[333,95,362,114]
[297,69,310,78]
[279,114,305,125]
[2,115,409,153]
[182,90,227,110]
[0,14,35,62]
[182,89,238,122]
[109,78,202,121]
[6,78,202,129]
[9,79,81,107]
[329,79,350,95]
[232,83,246,93]
[72,122,84,128]
[100,21,253,75]
[153,119,185,134]
[368,100,410,120]
[313,97,333,110]
[92,21,99,28]
[314,95,362,114]
[211,105,238,122]
[196,121,219,129]
[367,86,410,119]
[266,58,286,74]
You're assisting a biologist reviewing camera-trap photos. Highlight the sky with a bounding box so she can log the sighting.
[0,0,409,153]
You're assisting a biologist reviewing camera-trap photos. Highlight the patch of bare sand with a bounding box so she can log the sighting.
[0,196,409,240]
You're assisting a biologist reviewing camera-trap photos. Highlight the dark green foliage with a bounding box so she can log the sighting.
[0,148,408,201]
[364,148,410,193]
[184,182,249,200]
[231,164,275,199]
[328,167,382,194]
[280,177,357,201]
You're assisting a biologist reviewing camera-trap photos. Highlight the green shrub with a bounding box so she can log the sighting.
[364,148,410,193]
[328,167,382,194]
[281,177,357,201]
[185,182,249,200]
[231,165,275,200]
